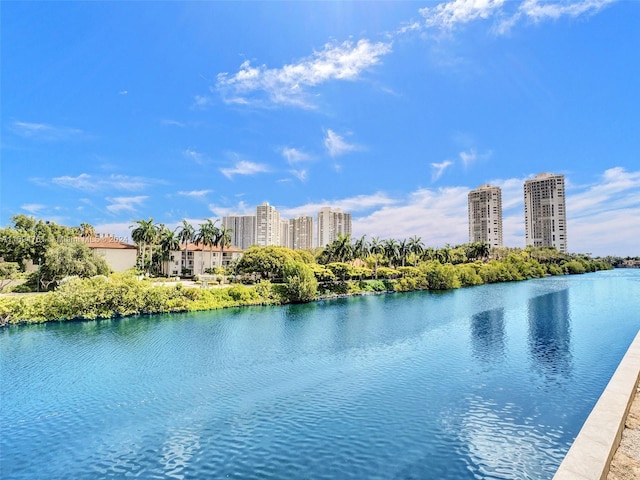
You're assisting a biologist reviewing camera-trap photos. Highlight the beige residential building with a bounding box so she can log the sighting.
[317,207,351,247]
[165,243,243,277]
[256,202,280,247]
[84,235,137,272]
[223,215,256,250]
[468,184,503,248]
[290,216,314,250]
[524,172,567,253]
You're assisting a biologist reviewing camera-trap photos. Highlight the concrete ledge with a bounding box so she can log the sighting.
[554,330,640,480]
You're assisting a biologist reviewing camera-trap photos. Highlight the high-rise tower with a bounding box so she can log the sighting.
[317,207,351,247]
[524,173,567,253]
[468,184,503,248]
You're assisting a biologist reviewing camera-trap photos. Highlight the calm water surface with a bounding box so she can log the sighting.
[2,270,640,479]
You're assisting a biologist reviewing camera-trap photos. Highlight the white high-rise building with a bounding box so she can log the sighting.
[290,216,314,250]
[222,215,256,250]
[280,219,292,248]
[256,202,280,247]
[317,207,351,247]
[524,173,567,253]
[468,184,503,248]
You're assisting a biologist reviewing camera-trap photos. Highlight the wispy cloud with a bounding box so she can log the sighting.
[11,121,85,141]
[216,39,392,108]
[21,204,46,214]
[207,201,254,218]
[413,0,617,35]
[290,169,308,182]
[105,196,148,214]
[324,129,359,157]
[183,148,207,164]
[177,189,212,198]
[459,149,492,168]
[280,192,397,218]
[220,160,270,179]
[281,147,312,164]
[161,119,187,127]
[420,0,506,30]
[431,160,454,181]
[50,173,154,191]
[191,95,214,109]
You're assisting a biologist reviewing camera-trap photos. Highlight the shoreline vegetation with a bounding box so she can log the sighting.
[0,248,612,326]
[0,215,624,326]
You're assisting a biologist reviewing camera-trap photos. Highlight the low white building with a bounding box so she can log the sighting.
[164,243,243,277]
[84,236,138,272]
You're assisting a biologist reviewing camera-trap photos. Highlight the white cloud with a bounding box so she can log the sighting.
[290,169,308,182]
[220,160,270,179]
[280,192,397,218]
[183,148,207,164]
[191,95,213,109]
[420,0,506,30]
[177,190,212,198]
[51,173,153,191]
[414,0,617,35]
[460,149,493,168]
[21,204,46,214]
[207,201,254,218]
[105,196,148,214]
[12,121,85,141]
[281,147,312,164]
[324,129,359,157]
[431,160,454,181]
[216,39,392,108]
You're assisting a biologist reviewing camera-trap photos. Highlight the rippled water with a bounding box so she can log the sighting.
[2,270,640,479]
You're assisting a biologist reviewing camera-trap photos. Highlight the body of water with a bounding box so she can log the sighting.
[2,269,640,479]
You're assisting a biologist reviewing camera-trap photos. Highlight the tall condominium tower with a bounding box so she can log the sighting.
[256,202,280,247]
[317,207,352,247]
[222,215,257,250]
[280,219,292,249]
[290,216,314,250]
[468,184,503,248]
[524,173,567,253]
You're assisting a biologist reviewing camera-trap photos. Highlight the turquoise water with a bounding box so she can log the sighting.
[2,270,640,479]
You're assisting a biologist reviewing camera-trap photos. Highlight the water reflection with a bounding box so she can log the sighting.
[470,308,506,363]
[527,289,572,384]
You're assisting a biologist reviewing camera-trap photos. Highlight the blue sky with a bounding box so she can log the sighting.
[2,0,639,256]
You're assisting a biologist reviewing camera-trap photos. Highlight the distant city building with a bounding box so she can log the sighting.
[256,202,280,247]
[222,215,257,250]
[290,216,314,250]
[468,184,503,248]
[317,207,351,247]
[280,219,292,249]
[524,173,567,253]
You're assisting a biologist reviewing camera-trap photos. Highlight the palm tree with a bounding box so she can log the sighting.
[79,222,95,238]
[408,236,424,267]
[176,220,195,276]
[352,235,369,264]
[369,237,384,278]
[218,225,232,268]
[333,233,353,263]
[159,227,180,276]
[195,219,220,272]
[398,239,410,267]
[130,218,157,274]
[383,238,399,268]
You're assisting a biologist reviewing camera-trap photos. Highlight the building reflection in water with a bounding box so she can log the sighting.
[527,288,572,384]
[470,308,506,363]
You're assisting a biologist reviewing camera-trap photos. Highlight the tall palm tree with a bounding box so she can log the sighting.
[218,225,232,268]
[352,235,369,264]
[408,236,424,267]
[195,219,220,272]
[369,237,384,278]
[130,218,157,274]
[159,227,180,276]
[383,238,399,268]
[176,220,195,276]
[333,233,353,263]
[398,239,410,267]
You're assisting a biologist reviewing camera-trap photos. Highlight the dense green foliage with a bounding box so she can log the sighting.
[0,219,616,325]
